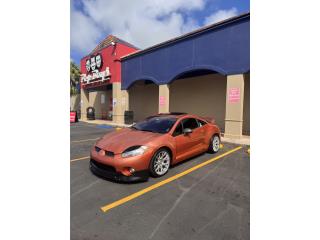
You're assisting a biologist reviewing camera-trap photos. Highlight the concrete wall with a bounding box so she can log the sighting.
[169,74,227,131]
[89,90,112,119]
[243,73,250,135]
[129,82,158,122]
[70,94,80,111]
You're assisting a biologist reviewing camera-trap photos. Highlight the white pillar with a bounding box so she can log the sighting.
[224,74,245,139]
[112,82,128,124]
[80,88,89,120]
[159,84,170,113]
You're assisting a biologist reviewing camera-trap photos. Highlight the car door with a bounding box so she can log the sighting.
[173,118,203,162]
[196,118,209,149]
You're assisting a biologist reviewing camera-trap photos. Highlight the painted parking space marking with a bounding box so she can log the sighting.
[100,146,242,213]
[71,179,100,198]
[70,156,90,162]
[71,138,99,143]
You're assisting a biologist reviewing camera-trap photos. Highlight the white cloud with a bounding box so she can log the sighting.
[71,0,205,53]
[71,1,239,56]
[70,8,102,54]
[204,7,238,25]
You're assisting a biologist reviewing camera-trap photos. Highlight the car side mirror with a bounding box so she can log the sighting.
[183,128,192,135]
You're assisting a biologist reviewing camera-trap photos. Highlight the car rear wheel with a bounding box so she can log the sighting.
[208,135,220,153]
[149,148,171,177]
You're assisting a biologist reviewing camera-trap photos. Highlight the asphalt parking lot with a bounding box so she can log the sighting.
[71,122,250,240]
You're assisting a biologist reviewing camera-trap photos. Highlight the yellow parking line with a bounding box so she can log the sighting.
[71,138,99,143]
[100,146,242,213]
[70,156,90,162]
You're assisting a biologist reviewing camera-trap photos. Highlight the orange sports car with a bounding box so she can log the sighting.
[90,113,221,182]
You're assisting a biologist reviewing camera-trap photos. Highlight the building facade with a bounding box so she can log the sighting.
[80,13,250,139]
[79,35,138,123]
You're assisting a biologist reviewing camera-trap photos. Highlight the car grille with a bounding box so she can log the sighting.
[95,146,115,157]
[91,159,116,173]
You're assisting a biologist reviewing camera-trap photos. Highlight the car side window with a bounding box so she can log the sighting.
[182,118,199,130]
[172,122,183,137]
[198,119,207,127]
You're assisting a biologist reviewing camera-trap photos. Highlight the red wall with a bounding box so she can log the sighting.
[80,41,138,89]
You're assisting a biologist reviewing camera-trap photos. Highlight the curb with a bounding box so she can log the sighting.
[79,120,132,128]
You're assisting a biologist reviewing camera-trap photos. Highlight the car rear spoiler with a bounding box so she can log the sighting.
[202,116,216,124]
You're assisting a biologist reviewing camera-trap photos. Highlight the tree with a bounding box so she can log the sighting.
[70,61,80,95]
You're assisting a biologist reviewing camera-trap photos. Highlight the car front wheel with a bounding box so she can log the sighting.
[149,148,171,177]
[208,135,220,153]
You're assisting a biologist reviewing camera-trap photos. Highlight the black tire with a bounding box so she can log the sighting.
[149,148,171,178]
[208,134,220,153]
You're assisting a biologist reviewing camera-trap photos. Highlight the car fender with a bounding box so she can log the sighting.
[204,124,220,144]
[154,144,176,163]
[146,136,176,164]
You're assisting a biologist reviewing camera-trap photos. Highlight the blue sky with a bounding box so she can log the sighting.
[71,0,249,66]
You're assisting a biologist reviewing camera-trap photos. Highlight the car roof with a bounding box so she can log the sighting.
[147,112,186,119]
[148,112,203,120]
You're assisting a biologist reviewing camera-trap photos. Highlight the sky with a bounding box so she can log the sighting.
[70,0,250,65]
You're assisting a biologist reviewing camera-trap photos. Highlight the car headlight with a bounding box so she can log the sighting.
[121,146,148,158]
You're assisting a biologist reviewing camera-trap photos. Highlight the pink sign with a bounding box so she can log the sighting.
[159,96,165,106]
[228,88,241,103]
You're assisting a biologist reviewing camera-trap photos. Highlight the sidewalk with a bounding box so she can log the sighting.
[79,119,250,145]
[221,135,250,146]
[79,119,132,128]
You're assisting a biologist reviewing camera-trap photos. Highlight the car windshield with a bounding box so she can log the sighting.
[131,117,177,134]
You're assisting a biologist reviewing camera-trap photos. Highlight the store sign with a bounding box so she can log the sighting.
[228,88,241,103]
[70,111,76,123]
[86,53,103,72]
[159,96,165,106]
[82,53,111,85]
[81,67,111,84]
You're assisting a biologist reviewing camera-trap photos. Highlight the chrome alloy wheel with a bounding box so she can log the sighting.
[212,135,220,152]
[154,150,170,175]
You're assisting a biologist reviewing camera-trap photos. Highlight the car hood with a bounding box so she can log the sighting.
[95,128,162,154]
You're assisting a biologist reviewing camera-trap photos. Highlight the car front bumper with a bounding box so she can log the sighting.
[90,159,149,182]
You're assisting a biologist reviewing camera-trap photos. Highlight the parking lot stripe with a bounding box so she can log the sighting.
[70,156,90,162]
[71,138,99,143]
[100,146,242,213]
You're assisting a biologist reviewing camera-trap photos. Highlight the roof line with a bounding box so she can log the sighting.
[120,12,249,61]
[81,35,140,60]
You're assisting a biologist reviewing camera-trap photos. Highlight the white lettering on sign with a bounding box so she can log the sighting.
[228,88,241,103]
[159,96,165,106]
[81,67,111,84]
